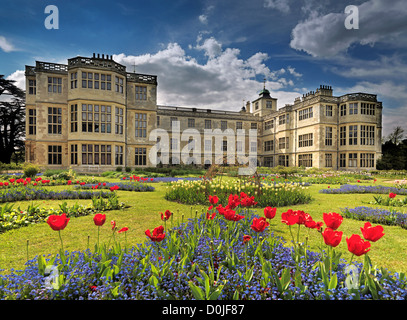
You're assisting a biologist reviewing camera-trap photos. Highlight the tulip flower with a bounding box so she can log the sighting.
[389,192,397,199]
[160,209,172,221]
[243,235,252,243]
[209,195,219,205]
[360,222,384,242]
[145,226,166,242]
[251,217,269,232]
[322,227,343,247]
[264,207,276,220]
[281,209,298,226]
[223,208,245,221]
[93,213,106,226]
[323,212,343,230]
[346,234,371,256]
[46,213,70,251]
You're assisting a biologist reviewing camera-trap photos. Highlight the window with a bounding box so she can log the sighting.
[48,107,62,134]
[170,138,178,150]
[48,77,62,93]
[279,137,289,150]
[115,76,124,93]
[204,139,212,152]
[349,103,358,115]
[251,123,258,130]
[48,145,62,165]
[255,102,259,110]
[326,105,333,117]
[70,72,77,89]
[339,153,346,168]
[28,79,36,95]
[222,140,227,152]
[70,144,78,165]
[28,109,36,135]
[70,104,78,132]
[298,107,313,121]
[298,154,312,167]
[188,118,195,128]
[360,125,375,145]
[157,116,160,126]
[82,72,110,90]
[340,104,346,116]
[170,117,178,129]
[361,103,375,115]
[135,86,147,100]
[250,141,257,152]
[264,140,273,152]
[236,140,243,152]
[82,144,111,165]
[340,126,346,146]
[325,127,333,146]
[266,101,273,109]
[205,119,211,129]
[135,113,147,138]
[115,145,123,165]
[135,148,147,166]
[279,114,289,125]
[236,122,242,130]
[101,74,111,90]
[264,120,274,130]
[264,157,274,167]
[115,107,124,135]
[360,153,374,168]
[349,153,357,167]
[278,155,289,167]
[82,104,112,133]
[349,125,358,145]
[298,133,313,148]
[221,121,227,131]
[325,153,333,167]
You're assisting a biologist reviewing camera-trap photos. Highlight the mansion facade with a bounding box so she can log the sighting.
[24,53,382,172]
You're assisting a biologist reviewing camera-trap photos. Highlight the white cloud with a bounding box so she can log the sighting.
[198,14,208,24]
[290,0,407,57]
[113,38,301,111]
[264,0,290,13]
[0,36,16,53]
[6,70,25,90]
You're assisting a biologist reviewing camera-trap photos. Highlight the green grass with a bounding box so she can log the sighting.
[0,176,407,275]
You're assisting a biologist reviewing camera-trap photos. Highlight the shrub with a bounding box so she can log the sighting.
[23,163,40,178]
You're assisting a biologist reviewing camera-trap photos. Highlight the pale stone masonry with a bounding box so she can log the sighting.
[25,53,382,172]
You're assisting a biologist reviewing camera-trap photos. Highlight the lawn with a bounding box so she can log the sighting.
[0,174,406,276]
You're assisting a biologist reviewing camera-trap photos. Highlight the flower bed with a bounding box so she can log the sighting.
[1,194,405,300]
[75,182,155,192]
[165,178,312,207]
[0,186,113,203]
[0,194,125,233]
[341,206,407,229]
[320,184,407,195]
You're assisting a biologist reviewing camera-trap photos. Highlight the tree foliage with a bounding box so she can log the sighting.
[377,126,407,170]
[0,75,25,163]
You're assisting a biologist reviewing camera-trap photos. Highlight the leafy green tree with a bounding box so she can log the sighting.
[0,75,25,163]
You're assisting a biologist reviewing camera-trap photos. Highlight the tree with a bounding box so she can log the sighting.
[387,126,404,145]
[0,75,25,163]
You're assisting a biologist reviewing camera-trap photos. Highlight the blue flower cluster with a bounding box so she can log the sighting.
[76,182,155,192]
[0,186,112,203]
[1,210,406,300]
[342,206,407,229]
[320,184,407,195]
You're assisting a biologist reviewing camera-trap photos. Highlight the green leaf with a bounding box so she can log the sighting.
[188,281,205,300]
[328,273,338,290]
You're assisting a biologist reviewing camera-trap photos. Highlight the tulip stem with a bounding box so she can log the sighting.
[58,230,64,252]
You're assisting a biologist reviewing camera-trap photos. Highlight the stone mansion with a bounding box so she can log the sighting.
[24,53,382,172]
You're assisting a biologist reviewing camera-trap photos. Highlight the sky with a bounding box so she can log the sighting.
[1,0,407,137]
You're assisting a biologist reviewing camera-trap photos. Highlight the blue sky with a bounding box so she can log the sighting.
[1,0,407,137]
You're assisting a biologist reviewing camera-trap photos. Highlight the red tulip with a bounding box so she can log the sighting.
[251,217,269,232]
[389,192,397,199]
[93,213,106,226]
[209,195,219,205]
[281,209,298,226]
[111,220,117,231]
[118,227,129,233]
[360,222,384,242]
[228,194,240,209]
[346,234,371,256]
[243,235,252,243]
[206,210,216,220]
[224,208,245,221]
[145,226,166,242]
[322,227,343,247]
[323,212,343,230]
[9,178,15,183]
[67,180,72,185]
[264,207,276,220]
[161,209,172,221]
[305,219,323,231]
[47,213,70,231]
